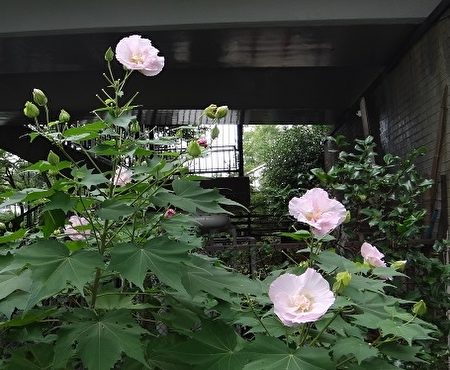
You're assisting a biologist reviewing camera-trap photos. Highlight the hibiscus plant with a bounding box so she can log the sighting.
[0,35,439,369]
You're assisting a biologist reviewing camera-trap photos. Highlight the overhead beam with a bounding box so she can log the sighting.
[0,0,439,36]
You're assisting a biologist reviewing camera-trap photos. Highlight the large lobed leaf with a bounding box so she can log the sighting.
[109,236,193,291]
[54,309,148,370]
[14,239,104,309]
[244,336,335,370]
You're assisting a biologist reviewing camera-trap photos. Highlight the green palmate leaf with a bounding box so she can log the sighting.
[42,191,77,214]
[0,291,29,319]
[278,230,311,241]
[155,179,242,214]
[0,229,26,244]
[71,165,108,188]
[41,209,65,238]
[63,120,106,141]
[332,337,378,364]
[107,112,136,129]
[160,214,202,247]
[347,358,399,370]
[3,343,54,370]
[109,237,193,291]
[0,308,56,329]
[14,240,103,308]
[236,316,288,337]
[97,199,135,220]
[378,343,426,363]
[244,336,335,370]
[25,160,72,173]
[181,255,263,300]
[54,309,148,370]
[0,269,32,300]
[175,320,248,370]
[317,250,368,274]
[379,319,435,345]
[0,188,54,208]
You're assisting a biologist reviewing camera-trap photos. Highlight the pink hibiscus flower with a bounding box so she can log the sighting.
[288,188,346,236]
[269,268,335,326]
[115,35,164,76]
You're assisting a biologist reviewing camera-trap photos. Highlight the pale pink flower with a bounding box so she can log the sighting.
[197,137,208,148]
[164,208,176,219]
[361,242,386,267]
[269,268,335,326]
[115,35,164,76]
[288,188,346,236]
[113,167,133,186]
[64,215,91,241]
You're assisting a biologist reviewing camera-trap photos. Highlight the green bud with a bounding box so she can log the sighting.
[104,47,114,62]
[215,105,229,119]
[412,300,427,316]
[0,222,6,231]
[391,260,407,271]
[211,124,220,140]
[129,120,140,133]
[58,109,71,123]
[47,150,60,166]
[344,211,351,223]
[204,104,217,119]
[332,280,343,293]
[336,271,352,287]
[32,88,48,106]
[187,140,202,157]
[23,101,40,119]
[358,194,367,202]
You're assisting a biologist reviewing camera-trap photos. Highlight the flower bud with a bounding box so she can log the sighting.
[0,222,6,231]
[197,137,208,148]
[47,150,60,166]
[187,140,202,157]
[23,101,40,119]
[344,211,351,223]
[32,88,48,106]
[391,260,407,271]
[204,104,217,119]
[211,125,220,140]
[58,109,71,123]
[164,208,176,219]
[336,271,352,287]
[129,120,140,133]
[104,47,114,62]
[215,105,229,119]
[412,300,427,316]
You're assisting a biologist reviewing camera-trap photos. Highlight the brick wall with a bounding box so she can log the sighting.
[336,13,450,236]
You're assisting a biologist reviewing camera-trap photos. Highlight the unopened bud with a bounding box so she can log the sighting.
[187,140,202,157]
[197,137,208,148]
[129,120,140,133]
[32,88,48,106]
[211,125,220,140]
[391,260,407,271]
[23,101,40,119]
[215,105,229,119]
[204,104,217,119]
[344,211,351,223]
[412,300,427,316]
[104,47,114,62]
[0,222,6,231]
[58,109,70,123]
[336,271,352,287]
[47,150,60,166]
[164,208,176,219]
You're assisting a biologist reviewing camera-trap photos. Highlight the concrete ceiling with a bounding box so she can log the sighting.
[0,0,443,124]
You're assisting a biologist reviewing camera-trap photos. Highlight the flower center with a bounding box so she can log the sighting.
[291,294,313,312]
[305,210,322,222]
[131,54,145,64]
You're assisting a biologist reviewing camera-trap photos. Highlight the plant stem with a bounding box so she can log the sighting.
[309,310,340,346]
